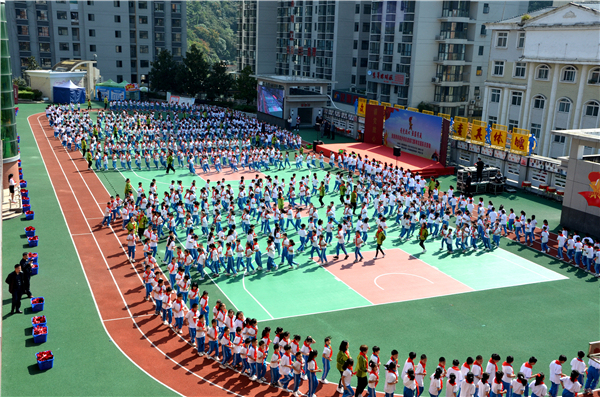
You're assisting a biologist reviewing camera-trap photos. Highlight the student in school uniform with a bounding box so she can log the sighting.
[384,361,399,397]
[306,350,322,397]
[206,319,220,360]
[172,294,185,334]
[502,356,516,397]
[320,336,333,384]
[430,367,444,397]
[560,371,582,397]
[530,373,547,397]
[585,353,600,393]
[403,368,418,397]
[415,354,428,396]
[341,358,355,397]
[512,373,528,397]
[279,345,295,391]
[195,315,207,356]
[479,373,491,397]
[292,351,304,397]
[461,372,477,397]
[491,371,508,397]
[368,360,380,397]
[161,287,173,327]
[549,356,567,397]
[185,303,199,346]
[219,326,233,368]
[519,356,537,397]
[269,343,282,387]
[153,279,165,316]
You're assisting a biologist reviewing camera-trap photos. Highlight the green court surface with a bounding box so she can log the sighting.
[3,104,597,396]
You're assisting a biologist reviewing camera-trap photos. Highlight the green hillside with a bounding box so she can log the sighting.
[187,0,238,64]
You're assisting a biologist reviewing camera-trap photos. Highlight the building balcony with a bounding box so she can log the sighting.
[433,55,470,65]
[435,34,472,43]
[432,73,470,85]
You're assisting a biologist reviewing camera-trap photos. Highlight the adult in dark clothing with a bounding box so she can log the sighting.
[323,121,330,140]
[465,172,473,193]
[475,157,485,182]
[5,264,24,314]
[19,253,33,299]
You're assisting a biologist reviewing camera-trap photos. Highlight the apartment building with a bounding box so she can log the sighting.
[6,0,186,85]
[482,2,600,158]
[236,0,277,74]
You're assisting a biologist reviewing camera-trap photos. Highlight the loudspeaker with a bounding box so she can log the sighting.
[393,146,402,157]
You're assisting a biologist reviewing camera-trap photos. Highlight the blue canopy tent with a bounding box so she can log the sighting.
[53,81,86,104]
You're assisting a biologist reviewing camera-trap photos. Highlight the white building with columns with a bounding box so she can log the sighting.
[481,2,600,158]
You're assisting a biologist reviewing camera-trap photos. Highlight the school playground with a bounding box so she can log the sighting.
[1,103,598,397]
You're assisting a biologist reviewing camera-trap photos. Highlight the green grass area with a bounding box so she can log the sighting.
[2,105,176,396]
[5,104,598,396]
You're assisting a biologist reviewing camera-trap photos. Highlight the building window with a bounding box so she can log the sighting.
[89,29,96,37]
[138,1,147,9]
[113,1,120,7]
[172,3,181,13]
[361,40,369,50]
[490,89,500,103]
[517,32,525,48]
[553,135,566,143]
[352,58,357,67]
[116,60,123,67]
[360,58,368,67]
[483,3,490,13]
[20,57,29,68]
[139,16,148,24]
[17,26,29,35]
[16,9,27,20]
[88,14,95,21]
[59,43,70,51]
[511,91,522,106]
[588,67,600,85]
[87,1,94,5]
[363,4,371,14]
[362,23,370,33]
[139,31,148,39]
[530,123,541,138]
[41,58,52,68]
[140,45,149,53]
[476,66,482,76]
[480,25,487,35]
[90,44,96,52]
[155,18,164,27]
[558,98,571,113]
[173,47,181,57]
[533,95,545,109]
[585,101,599,117]
[359,75,366,85]
[58,27,68,36]
[496,32,508,48]
[536,65,549,80]
[70,12,79,22]
[155,2,165,12]
[115,45,122,53]
[57,11,67,20]
[488,115,498,125]
[114,15,121,23]
[514,62,526,78]
[560,66,576,82]
[37,10,49,21]
[172,18,181,27]
[508,119,519,131]
[354,22,359,32]
[39,43,51,52]
[140,60,149,68]
[116,75,123,83]
[351,75,356,84]
[478,46,484,56]
[155,33,165,42]
[355,4,360,13]
[115,30,121,38]
[492,61,504,76]
[38,27,50,37]
[19,42,30,51]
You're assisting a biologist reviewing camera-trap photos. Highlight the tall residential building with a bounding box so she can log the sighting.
[481,2,600,158]
[363,0,529,117]
[238,1,529,114]
[236,0,277,74]
[6,0,186,85]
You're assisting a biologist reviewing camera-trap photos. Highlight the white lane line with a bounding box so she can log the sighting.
[103,314,154,322]
[242,273,274,319]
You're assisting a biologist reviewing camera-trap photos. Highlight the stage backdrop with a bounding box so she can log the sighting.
[364,104,385,145]
[384,108,444,161]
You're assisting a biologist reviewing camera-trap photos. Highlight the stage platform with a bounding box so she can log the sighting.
[315,142,454,178]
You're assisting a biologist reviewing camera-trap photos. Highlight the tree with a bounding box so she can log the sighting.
[234,66,257,104]
[25,56,41,70]
[417,101,434,113]
[148,50,178,92]
[182,44,210,97]
[206,61,232,101]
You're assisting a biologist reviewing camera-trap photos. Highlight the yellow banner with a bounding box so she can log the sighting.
[491,128,508,149]
[438,113,451,120]
[470,120,487,145]
[381,102,391,109]
[422,110,434,115]
[453,116,469,141]
[510,133,529,155]
[407,107,419,112]
[393,104,405,110]
[357,97,367,117]
[368,99,379,106]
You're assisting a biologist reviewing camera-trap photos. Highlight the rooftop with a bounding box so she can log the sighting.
[253,74,336,85]
[553,128,600,143]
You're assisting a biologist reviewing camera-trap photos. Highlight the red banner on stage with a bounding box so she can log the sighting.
[364,104,384,145]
